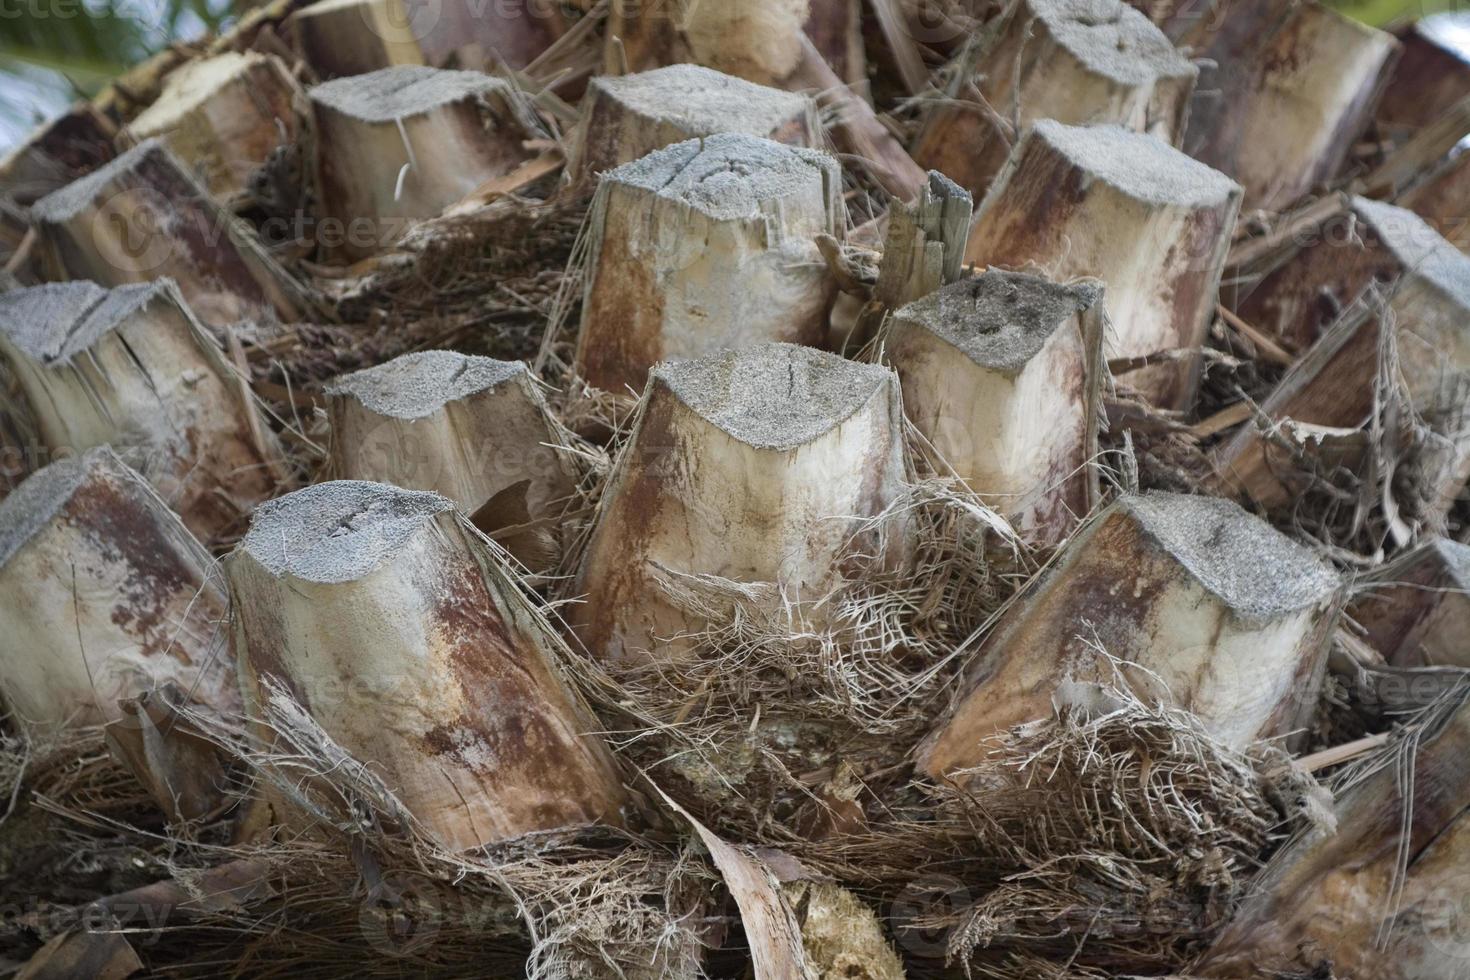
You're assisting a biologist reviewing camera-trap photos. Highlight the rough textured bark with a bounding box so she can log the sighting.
[1398,147,1470,253]
[574,133,841,395]
[886,270,1102,545]
[917,491,1340,779]
[913,0,1196,201]
[0,447,237,733]
[1175,0,1399,212]
[309,67,537,260]
[27,139,305,326]
[124,52,304,205]
[0,103,114,206]
[326,350,578,571]
[227,480,629,852]
[1349,537,1470,669]
[965,120,1241,409]
[0,280,283,541]
[1375,13,1470,140]
[570,64,821,183]
[571,343,907,665]
[1218,198,1470,514]
[1199,683,1470,979]
[287,0,564,79]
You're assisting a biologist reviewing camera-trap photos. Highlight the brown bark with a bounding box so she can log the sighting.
[917,491,1340,779]
[27,140,306,326]
[0,447,238,733]
[912,0,1196,201]
[0,103,115,207]
[574,132,841,395]
[228,480,629,852]
[1375,14,1470,141]
[886,269,1103,545]
[1398,147,1470,253]
[965,120,1241,409]
[571,343,908,665]
[1349,537,1470,669]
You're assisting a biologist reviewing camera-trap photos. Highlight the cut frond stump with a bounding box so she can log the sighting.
[571,343,907,665]
[308,67,538,260]
[27,140,303,326]
[965,120,1242,409]
[1218,198,1470,516]
[1200,679,1470,979]
[0,103,114,206]
[1349,537,1470,669]
[227,480,629,851]
[918,491,1340,780]
[574,133,841,395]
[286,0,562,80]
[570,64,821,184]
[1375,13,1470,140]
[886,269,1103,545]
[0,280,283,541]
[914,0,1196,201]
[1174,0,1399,211]
[0,447,236,733]
[325,350,578,572]
[124,52,303,205]
[1398,147,1470,253]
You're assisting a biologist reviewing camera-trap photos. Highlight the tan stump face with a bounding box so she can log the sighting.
[572,343,908,665]
[914,0,1196,200]
[575,133,842,395]
[886,270,1102,545]
[309,67,536,259]
[573,64,821,183]
[0,447,235,732]
[228,480,627,851]
[28,140,296,326]
[0,280,283,543]
[966,121,1242,409]
[918,491,1340,779]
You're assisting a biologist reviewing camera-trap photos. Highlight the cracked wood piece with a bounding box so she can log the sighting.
[1375,13,1470,140]
[326,350,578,572]
[227,480,629,852]
[574,133,841,395]
[1349,537,1470,669]
[570,64,822,183]
[1175,0,1398,212]
[124,52,304,204]
[1219,198,1470,514]
[886,269,1103,545]
[287,0,564,79]
[309,66,537,260]
[0,447,237,733]
[0,280,284,541]
[571,343,907,665]
[1199,683,1470,979]
[0,103,114,206]
[917,491,1340,779]
[965,120,1242,409]
[913,0,1196,201]
[27,139,305,326]
[874,170,973,311]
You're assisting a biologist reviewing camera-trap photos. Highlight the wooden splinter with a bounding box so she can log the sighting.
[966,120,1242,409]
[0,280,283,542]
[571,64,821,183]
[886,269,1103,545]
[918,491,1340,779]
[27,139,304,326]
[308,66,538,260]
[572,343,908,665]
[227,480,629,852]
[326,350,578,572]
[0,447,236,733]
[1174,0,1398,212]
[913,0,1197,201]
[574,132,841,395]
[124,52,304,205]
